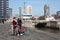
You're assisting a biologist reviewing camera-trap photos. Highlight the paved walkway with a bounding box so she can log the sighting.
[0,22,60,40]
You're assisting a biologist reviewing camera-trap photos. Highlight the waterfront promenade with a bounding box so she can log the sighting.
[0,21,60,40]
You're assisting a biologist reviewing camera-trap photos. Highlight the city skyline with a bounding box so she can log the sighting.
[9,0,60,16]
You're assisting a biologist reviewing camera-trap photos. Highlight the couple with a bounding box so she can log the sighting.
[12,17,22,36]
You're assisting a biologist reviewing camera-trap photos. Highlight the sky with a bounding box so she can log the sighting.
[9,0,60,16]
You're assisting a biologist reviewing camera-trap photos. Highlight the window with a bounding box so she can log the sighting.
[1,7,4,9]
[1,10,4,12]
[1,0,4,3]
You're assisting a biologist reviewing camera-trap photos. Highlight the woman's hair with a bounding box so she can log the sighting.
[13,17,16,19]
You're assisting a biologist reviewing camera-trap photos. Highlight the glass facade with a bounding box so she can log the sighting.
[0,0,9,19]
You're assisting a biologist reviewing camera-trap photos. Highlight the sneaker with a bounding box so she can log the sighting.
[17,34,19,36]
[20,34,23,36]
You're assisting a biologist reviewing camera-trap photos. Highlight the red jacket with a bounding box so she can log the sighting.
[12,19,17,29]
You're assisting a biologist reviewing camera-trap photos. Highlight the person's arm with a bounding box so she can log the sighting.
[21,19,23,24]
[11,20,13,25]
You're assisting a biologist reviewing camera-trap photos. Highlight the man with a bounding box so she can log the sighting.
[17,17,22,35]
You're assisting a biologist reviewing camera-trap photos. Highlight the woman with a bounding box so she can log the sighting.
[12,17,17,35]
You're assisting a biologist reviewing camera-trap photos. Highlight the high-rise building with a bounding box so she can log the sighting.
[22,2,32,20]
[8,8,12,19]
[19,7,22,16]
[26,5,32,14]
[24,2,26,14]
[0,0,9,20]
[19,7,24,19]
[24,2,32,14]
[44,4,50,18]
[57,11,60,19]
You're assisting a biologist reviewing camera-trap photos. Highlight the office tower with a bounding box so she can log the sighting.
[23,2,32,20]
[57,11,60,19]
[19,7,22,16]
[44,4,50,18]
[24,2,26,14]
[8,8,12,19]
[26,5,32,14]
[0,0,9,20]
[24,2,32,14]
[19,7,24,19]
